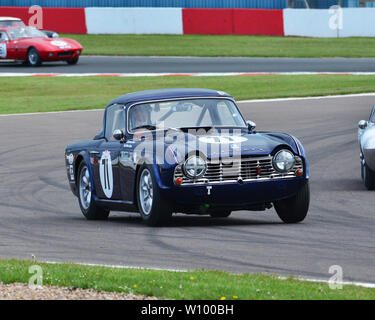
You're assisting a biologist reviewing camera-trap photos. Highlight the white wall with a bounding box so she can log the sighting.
[284,8,375,38]
[340,8,375,37]
[85,7,183,34]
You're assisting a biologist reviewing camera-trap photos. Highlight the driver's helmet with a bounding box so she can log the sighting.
[130,104,152,130]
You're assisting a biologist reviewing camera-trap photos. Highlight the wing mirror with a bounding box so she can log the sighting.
[113,129,126,141]
[358,120,368,130]
[246,120,256,132]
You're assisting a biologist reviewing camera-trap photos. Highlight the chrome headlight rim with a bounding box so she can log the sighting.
[182,155,207,179]
[272,149,295,173]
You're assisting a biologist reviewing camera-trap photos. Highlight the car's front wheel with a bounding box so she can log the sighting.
[362,161,375,190]
[77,161,109,220]
[273,182,310,224]
[27,48,42,66]
[67,57,79,65]
[210,210,231,218]
[136,165,172,226]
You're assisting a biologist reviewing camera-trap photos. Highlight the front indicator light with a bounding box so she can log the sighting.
[175,177,183,185]
[296,169,303,177]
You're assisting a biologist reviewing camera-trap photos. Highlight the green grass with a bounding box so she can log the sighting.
[62,34,375,58]
[0,259,374,300]
[1,75,375,114]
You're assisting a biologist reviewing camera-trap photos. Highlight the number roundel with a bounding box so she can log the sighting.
[99,150,113,198]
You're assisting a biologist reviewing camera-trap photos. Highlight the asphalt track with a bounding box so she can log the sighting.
[1,95,375,283]
[1,56,375,73]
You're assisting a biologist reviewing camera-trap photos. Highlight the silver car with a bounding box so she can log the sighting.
[358,105,375,189]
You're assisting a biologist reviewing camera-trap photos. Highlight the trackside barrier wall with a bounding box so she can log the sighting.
[233,9,284,36]
[284,8,375,37]
[85,8,183,34]
[182,9,284,36]
[1,6,375,37]
[0,6,87,33]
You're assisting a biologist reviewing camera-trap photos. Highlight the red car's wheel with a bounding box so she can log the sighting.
[67,57,79,65]
[27,48,42,67]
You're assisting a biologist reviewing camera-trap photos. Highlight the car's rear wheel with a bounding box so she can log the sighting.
[78,161,109,220]
[274,182,310,224]
[67,57,79,65]
[136,165,172,226]
[362,161,375,190]
[27,48,42,66]
[210,210,231,218]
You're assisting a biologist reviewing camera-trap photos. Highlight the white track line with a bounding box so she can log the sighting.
[0,108,102,117]
[42,260,375,289]
[238,92,375,103]
[1,92,375,118]
[1,72,375,77]
[44,260,187,273]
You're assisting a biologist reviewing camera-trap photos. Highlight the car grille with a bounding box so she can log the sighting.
[174,155,303,185]
[58,51,74,56]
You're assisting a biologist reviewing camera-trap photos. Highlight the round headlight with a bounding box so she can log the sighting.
[52,32,59,38]
[273,150,295,173]
[183,156,207,179]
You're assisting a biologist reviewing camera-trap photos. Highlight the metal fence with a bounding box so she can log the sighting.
[0,0,287,9]
[287,0,375,7]
[0,0,373,8]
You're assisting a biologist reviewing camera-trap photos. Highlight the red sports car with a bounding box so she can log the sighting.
[0,26,83,66]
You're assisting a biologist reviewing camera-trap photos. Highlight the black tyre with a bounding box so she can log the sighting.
[77,161,109,220]
[274,182,310,224]
[210,210,231,218]
[67,57,79,65]
[362,161,375,190]
[27,48,42,66]
[136,165,172,226]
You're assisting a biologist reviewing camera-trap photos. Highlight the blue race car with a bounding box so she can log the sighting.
[65,88,309,226]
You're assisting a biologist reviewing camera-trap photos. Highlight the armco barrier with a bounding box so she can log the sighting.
[0,6,87,33]
[85,8,183,34]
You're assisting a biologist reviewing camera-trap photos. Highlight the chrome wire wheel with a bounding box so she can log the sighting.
[139,169,153,215]
[79,166,91,210]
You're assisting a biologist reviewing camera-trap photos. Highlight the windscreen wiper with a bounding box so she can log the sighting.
[132,125,157,131]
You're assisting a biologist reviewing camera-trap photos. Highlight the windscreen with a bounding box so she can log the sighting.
[7,26,47,40]
[128,98,246,132]
[0,20,25,28]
